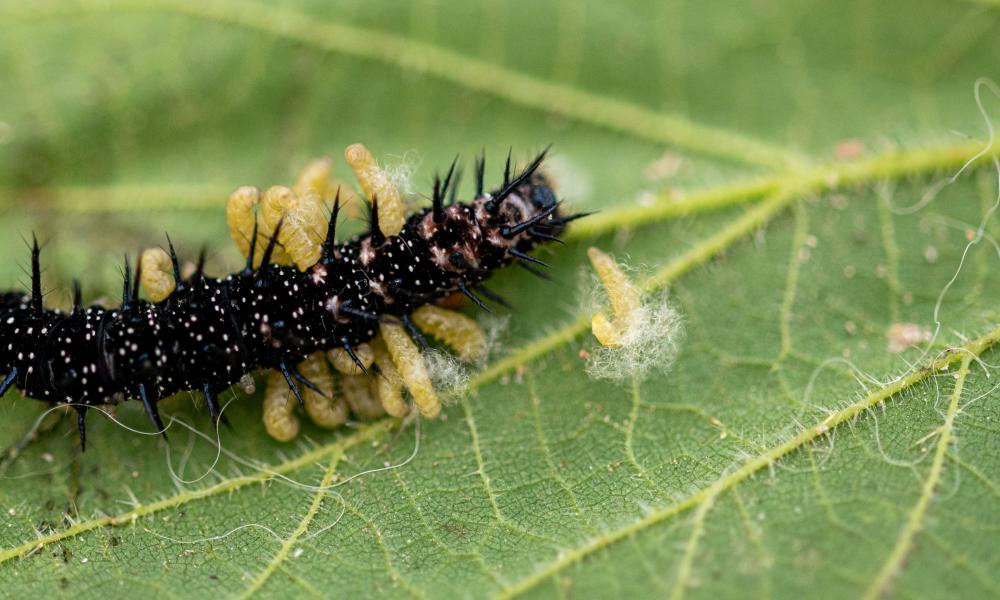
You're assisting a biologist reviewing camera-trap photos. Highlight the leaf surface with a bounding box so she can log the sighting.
[0,1,999,598]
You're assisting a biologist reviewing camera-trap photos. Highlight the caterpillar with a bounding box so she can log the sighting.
[0,145,583,449]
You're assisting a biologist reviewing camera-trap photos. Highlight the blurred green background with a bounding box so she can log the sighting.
[1,0,996,295]
[1,1,999,598]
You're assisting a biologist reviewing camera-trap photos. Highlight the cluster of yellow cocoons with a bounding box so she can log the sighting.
[139,144,488,441]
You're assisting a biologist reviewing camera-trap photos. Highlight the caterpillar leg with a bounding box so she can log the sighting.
[410,305,487,362]
[587,247,641,348]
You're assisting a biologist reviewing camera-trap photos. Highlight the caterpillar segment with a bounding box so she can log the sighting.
[1,145,582,447]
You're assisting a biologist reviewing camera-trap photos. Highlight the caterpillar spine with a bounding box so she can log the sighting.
[0,146,581,448]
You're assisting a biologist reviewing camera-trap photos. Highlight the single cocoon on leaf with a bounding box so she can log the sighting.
[587,247,641,348]
[585,246,684,381]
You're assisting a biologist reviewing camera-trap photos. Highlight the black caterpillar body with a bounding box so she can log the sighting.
[0,151,576,448]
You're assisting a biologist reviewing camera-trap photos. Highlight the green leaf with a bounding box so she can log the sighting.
[1,1,999,598]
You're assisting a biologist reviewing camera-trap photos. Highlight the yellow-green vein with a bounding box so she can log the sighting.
[0,418,394,564]
[0,0,798,169]
[236,447,346,599]
[567,139,999,240]
[496,325,1000,599]
[862,354,973,600]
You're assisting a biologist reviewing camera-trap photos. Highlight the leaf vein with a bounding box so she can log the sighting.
[0,419,394,564]
[0,0,798,169]
[862,354,973,600]
[236,447,346,599]
[495,327,1000,600]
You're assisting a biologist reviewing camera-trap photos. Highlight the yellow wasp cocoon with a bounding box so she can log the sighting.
[298,352,348,429]
[379,322,440,418]
[262,370,300,442]
[328,342,374,376]
[139,247,176,303]
[293,156,334,198]
[344,143,405,236]
[226,185,293,267]
[587,247,641,348]
[411,305,487,362]
[292,155,361,217]
[340,374,385,419]
[261,185,328,271]
[226,185,261,261]
[370,337,408,417]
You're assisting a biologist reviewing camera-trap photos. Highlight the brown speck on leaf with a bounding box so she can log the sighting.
[579,349,590,360]
[887,323,931,353]
[834,139,866,159]
[644,151,683,182]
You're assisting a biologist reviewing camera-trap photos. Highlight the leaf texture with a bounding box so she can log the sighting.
[0,1,999,598]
